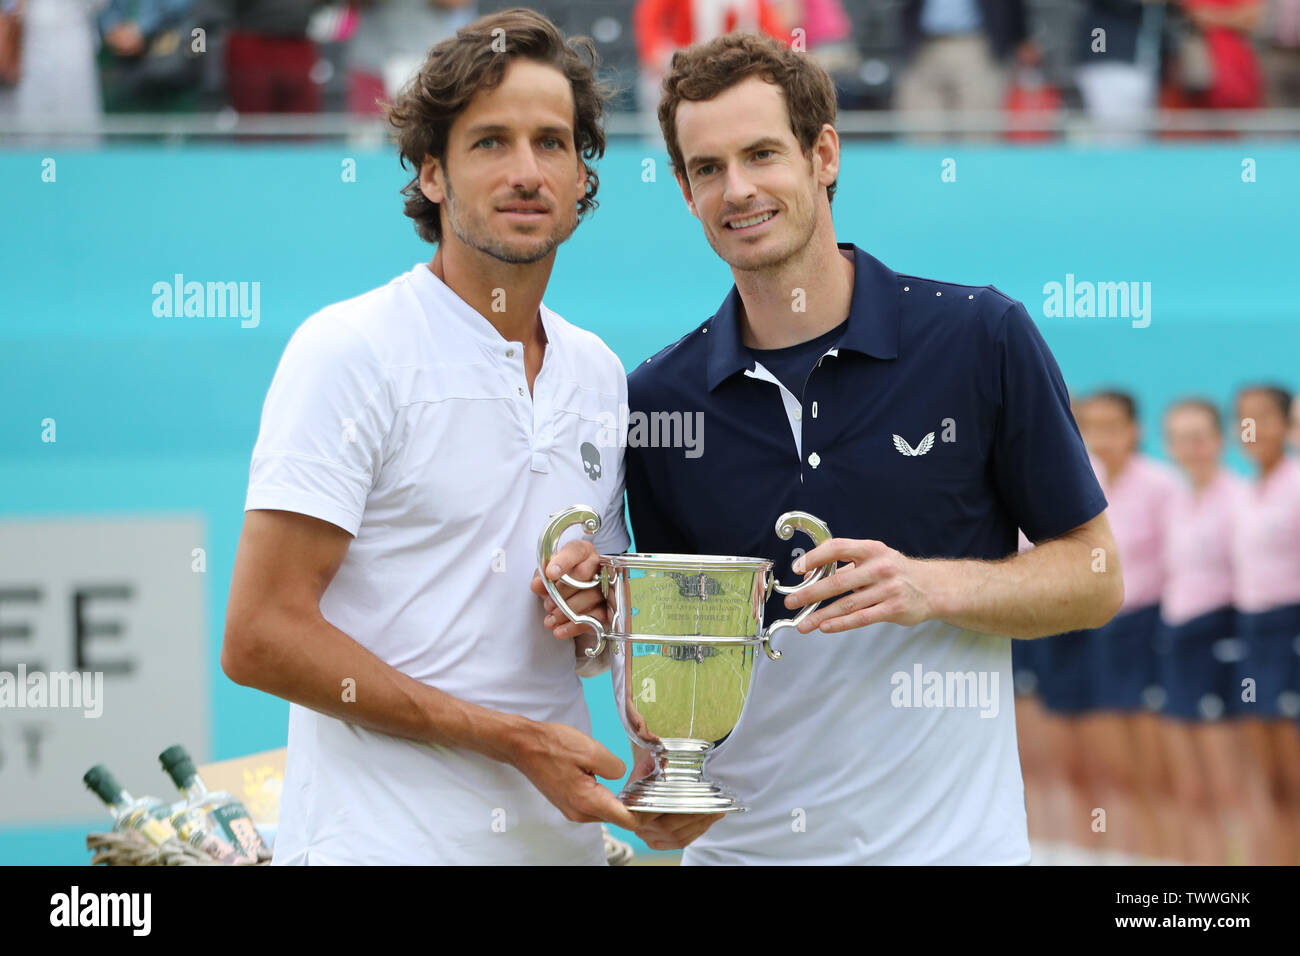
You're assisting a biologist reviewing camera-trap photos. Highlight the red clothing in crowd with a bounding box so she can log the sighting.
[225,32,320,113]
[635,0,787,66]
[1169,0,1264,109]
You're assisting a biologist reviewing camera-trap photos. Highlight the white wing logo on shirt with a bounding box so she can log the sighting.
[893,432,935,457]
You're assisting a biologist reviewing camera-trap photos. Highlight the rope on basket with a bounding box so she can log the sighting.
[86,831,271,866]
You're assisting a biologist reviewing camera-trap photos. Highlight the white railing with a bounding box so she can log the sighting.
[3,109,1300,143]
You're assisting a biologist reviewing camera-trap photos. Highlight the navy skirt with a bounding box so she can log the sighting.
[1039,628,1096,715]
[1234,603,1300,719]
[1090,604,1163,712]
[1155,606,1239,720]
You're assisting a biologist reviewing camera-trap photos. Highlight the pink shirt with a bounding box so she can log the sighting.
[1232,456,1300,612]
[803,0,851,45]
[1161,469,1241,625]
[1100,454,1181,612]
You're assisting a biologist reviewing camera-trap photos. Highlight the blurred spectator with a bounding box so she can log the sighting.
[774,0,862,106]
[0,0,104,145]
[894,0,1030,133]
[209,0,329,112]
[1162,0,1263,112]
[1259,0,1300,104]
[1023,0,1089,95]
[97,0,204,112]
[1075,0,1165,141]
[634,0,787,114]
[1004,39,1064,140]
[0,1,19,88]
[776,0,856,66]
[1289,392,1300,452]
[1230,384,1300,864]
[346,0,476,116]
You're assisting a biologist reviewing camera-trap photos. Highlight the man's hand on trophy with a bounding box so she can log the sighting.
[782,538,936,632]
[623,746,724,850]
[509,720,641,831]
[530,539,611,641]
[634,810,727,850]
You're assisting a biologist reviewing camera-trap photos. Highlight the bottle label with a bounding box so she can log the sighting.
[173,811,243,864]
[122,809,175,847]
[208,801,268,860]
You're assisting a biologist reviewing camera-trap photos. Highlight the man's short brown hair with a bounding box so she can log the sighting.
[386,7,610,244]
[658,33,839,203]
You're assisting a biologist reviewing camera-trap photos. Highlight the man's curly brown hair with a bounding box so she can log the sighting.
[658,32,839,204]
[385,8,611,245]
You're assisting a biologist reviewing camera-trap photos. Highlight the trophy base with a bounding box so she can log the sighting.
[618,739,747,813]
[618,775,747,814]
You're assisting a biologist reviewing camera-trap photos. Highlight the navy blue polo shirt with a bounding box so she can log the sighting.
[624,243,1107,601]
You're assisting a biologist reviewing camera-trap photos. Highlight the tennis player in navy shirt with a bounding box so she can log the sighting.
[541,32,1125,863]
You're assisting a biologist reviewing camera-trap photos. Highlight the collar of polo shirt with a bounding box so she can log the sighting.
[410,261,556,359]
[704,243,903,391]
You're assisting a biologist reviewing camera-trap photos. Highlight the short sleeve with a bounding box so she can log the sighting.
[991,300,1107,543]
[244,314,391,537]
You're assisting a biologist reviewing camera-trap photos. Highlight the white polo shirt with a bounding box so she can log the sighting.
[244,262,630,865]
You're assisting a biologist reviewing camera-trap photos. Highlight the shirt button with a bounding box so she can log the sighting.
[793,406,802,421]
[808,452,821,469]
[517,386,525,396]
[506,348,515,358]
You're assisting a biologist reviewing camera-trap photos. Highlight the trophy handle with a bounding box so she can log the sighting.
[537,505,608,658]
[760,511,835,661]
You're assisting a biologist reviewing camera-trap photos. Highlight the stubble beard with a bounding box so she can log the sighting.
[712,191,819,279]
[442,178,575,265]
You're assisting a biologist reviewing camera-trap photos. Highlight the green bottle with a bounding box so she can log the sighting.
[160,745,268,863]
[83,764,179,848]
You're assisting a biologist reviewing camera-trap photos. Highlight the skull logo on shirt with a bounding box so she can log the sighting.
[580,441,602,481]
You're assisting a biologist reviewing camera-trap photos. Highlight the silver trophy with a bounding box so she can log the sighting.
[537,506,833,814]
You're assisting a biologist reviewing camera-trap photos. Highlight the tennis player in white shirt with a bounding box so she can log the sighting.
[222,8,719,864]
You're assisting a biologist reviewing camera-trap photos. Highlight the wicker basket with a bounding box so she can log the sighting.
[86,831,271,866]
[88,827,631,865]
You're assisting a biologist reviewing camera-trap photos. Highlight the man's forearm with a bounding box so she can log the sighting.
[918,532,1124,639]
[222,610,532,765]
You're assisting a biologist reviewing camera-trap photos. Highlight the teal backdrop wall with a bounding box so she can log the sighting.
[2,142,1297,864]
